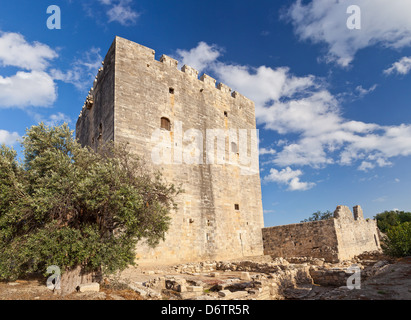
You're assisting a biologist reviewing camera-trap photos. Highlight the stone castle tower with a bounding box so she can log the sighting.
[76,37,265,265]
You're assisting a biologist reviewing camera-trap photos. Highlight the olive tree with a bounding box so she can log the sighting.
[0,123,181,291]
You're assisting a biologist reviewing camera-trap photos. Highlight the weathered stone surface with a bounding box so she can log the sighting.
[262,205,381,262]
[76,36,264,266]
[186,286,203,292]
[78,283,100,293]
[240,272,251,281]
[218,290,232,297]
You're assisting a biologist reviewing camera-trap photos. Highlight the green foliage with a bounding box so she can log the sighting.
[374,210,411,233]
[0,123,181,280]
[301,210,333,223]
[381,222,411,257]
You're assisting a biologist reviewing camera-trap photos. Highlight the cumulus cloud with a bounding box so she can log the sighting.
[0,71,57,108]
[173,42,411,190]
[0,31,58,108]
[284,0,411,67]
[0,32,57,70]
[175,42,222,73]
[0,129,20,145]
[264,167,315,191]
[384,56,411,75]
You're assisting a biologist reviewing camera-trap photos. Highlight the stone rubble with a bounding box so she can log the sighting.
[107,251,395,300]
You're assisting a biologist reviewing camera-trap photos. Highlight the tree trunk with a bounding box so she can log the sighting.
[57,265,101,295]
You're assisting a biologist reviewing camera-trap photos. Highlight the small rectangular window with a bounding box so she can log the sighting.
[169,87,175,94]
[234,204,240,211]
[161,117,171,131]
[224,111,228,117]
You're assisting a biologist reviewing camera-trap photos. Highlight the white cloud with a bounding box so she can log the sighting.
[0,130,20,145]
[0,31,57,71]
[355,84,377,97]
[284,0,411,67]
[358,161,375,172]
[0,31,58,108]
[0,71,57,108]
[175,42,411,189]
[384,56,411,75]
[175,42,222,73]
[264,167,315,191]
[259,147,277,155]
[99,0,139,26]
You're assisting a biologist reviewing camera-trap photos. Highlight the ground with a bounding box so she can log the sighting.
[0,254,409,300]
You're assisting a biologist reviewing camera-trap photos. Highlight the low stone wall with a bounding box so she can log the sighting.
[262,219,340,262]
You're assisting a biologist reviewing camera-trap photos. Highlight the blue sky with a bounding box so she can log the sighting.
[1,0,411,227]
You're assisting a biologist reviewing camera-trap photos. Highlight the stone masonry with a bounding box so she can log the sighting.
[262,205,381,262]
[76,36,265,265]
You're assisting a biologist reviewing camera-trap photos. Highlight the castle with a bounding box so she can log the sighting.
[76,36,265,265]
[76,37,381,266]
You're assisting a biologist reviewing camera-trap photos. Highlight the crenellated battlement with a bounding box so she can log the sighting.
[79,37,253,119]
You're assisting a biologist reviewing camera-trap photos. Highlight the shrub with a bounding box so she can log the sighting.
[381,222,411,257]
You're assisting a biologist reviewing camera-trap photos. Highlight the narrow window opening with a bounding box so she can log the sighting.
[169,87,175,94]
[234,204,240,211]
[161,117,171,131]
[224,111,228,117]
[231,142,238,153]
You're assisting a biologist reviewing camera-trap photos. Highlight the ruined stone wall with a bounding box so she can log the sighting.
[262,219,340,262]
[262,205,381,263]
[76,37,264,265]
[333,206,381,261]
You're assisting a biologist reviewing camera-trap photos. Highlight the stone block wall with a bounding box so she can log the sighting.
[76,37,264,265]
[262,205,381,262]
[333,206,381,261]
[262,219,340,263]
